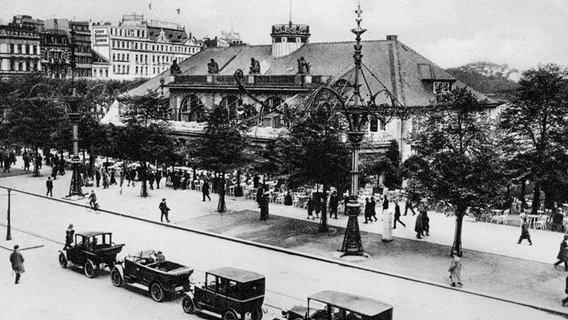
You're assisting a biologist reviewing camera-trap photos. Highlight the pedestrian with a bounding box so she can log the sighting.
[364,197,372,223]
[102,170,109,189]
[130,169,136,187]
[88,190,98,210]
[313,192,322,219]
[155,170,162,189]
[518,217,532,245]
[329,191,339,219]
[3,156,10,172]
[562,275,568,307]
[382,196,389,214]
[9,245,25,284]
[415,210,424,239]
[554,235,568,271]
[448,251,463,287]
[422,210,430,236]
[148,170,155,190]
[370,197,378,222]
[46,176,53,197]
[256,186,264,207]
[95,169,101,187]
[159,198,171,223]
[393,201,406,229]
[51,163,58,180]
[404,198,416,216]
[202,179,211,201]
[65,224,75,249]
[110,169,117,185]
[307,197,314,219]
[260,192,269,221]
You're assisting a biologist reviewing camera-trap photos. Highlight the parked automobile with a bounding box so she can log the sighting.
[58,231,124,278]
[111,250,194,302]
[281,290,393,320]
[182,267,265,320]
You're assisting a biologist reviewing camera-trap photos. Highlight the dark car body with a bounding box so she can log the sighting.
[111,250,194,302]
[182,267,265,320]
[58,231,124,278]
[282,290,393,320]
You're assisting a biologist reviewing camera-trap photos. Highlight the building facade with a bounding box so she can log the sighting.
[123,21,495,161]
[91,14,201,80]
[0,16,41,78]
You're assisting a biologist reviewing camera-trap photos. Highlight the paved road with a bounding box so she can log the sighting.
[0,176,564,320]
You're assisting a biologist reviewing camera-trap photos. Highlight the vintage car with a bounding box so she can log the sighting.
[111,250,194,302]
[182,267,265,320]
[282,290,393,320]
[58,231,124,278]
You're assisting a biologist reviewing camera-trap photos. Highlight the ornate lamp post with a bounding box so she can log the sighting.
[65,29,83,198]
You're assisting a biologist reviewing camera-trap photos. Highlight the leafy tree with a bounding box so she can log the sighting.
[115,91,175,197]
[499,64,568,214]
[276,104,350,232]
[407,88,506,255]
[361,140,402,190]
[189,104,252,212]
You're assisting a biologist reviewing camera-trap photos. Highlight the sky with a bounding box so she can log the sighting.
[2,0,567,71]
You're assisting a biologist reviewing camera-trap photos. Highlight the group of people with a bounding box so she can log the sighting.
[0,148,17,172]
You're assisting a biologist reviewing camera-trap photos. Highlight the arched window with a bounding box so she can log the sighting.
[263,97,285,113]
[179,94,204,122]
[220,95,240,119]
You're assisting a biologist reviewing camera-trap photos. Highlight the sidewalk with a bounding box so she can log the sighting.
[0,170,563,264]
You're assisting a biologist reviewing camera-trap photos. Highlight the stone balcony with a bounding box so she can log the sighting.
[170,74,331,91]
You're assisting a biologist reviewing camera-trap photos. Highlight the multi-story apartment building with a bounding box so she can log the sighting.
[0,16,41,78]
[91,14,200,80]
[69,21,92,78]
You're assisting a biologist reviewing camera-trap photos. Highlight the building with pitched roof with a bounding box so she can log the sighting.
[90,14,201,80]
[122,20,496,160]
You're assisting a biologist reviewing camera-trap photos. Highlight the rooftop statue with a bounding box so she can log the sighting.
[297,56,311,74]
[170,60,182,75]
[207,58,219,74]
[249,58,261,74]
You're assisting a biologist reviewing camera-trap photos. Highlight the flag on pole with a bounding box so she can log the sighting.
[176,8,181,14]
[148,2,152,9]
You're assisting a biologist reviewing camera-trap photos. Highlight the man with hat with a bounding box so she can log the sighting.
[10,245,25,284]
[65,224,75,249]
[159,198,171,223]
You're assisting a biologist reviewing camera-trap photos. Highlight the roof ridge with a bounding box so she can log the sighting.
[308,39,390,45]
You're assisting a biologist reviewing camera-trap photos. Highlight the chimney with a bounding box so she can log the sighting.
[386,35,398,41]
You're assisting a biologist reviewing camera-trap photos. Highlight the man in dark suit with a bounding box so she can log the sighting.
[159,198,171,223]
[46,177,53,197]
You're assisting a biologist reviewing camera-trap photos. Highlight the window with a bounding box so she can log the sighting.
[433,81,451,94]
[369,115,386,132]
[287,37,296,43]
[180,94,204,122]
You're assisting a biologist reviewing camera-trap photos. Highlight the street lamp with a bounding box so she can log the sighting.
[310,3,405,257]
[65,29,84,198]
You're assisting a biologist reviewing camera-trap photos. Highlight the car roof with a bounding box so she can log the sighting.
[308,290,392,317]
[207,267,264,283]
[76,231,111,238]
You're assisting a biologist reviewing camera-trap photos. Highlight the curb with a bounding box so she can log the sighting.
[2,185,568,317]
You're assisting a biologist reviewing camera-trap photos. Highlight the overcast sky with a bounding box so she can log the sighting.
[3,0,567,71]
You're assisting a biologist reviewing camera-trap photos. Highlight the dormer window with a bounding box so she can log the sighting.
[433,81,452,95]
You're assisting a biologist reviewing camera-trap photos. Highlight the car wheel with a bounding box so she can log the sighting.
[84,260,97,278]
[182,296,195,314]
[150,283,165,302]
[250,305,263,320]
[58,253,67,269]
[223,310,238,320]
[111,268,123,287]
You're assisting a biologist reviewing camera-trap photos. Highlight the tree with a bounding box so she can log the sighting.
[1,73,68,176]
[190,104,251,212]
[276,104,350,232]
[361,139,402,190]
[407,88,506,255]
[500,64,568,214]
[115,91,175,197]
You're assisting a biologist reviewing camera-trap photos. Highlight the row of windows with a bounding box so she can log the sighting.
[93,68,109,78]
[112,52,184,65]
[110,27,146,38]
[0,59,39,72]
[7,44,38,55]
[111,39,198,54]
